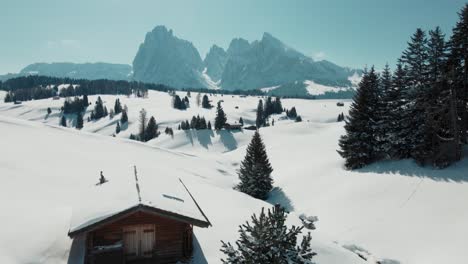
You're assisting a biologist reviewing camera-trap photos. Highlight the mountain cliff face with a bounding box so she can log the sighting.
[132,26,206,88]
[19,62,132,80]
[219,33,357,90]
[203,45,228,82]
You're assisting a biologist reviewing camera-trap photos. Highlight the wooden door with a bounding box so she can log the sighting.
[123,224,155,258]
[140,224,155,257]
[123,227,139,258]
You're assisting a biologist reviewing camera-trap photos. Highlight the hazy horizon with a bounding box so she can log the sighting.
[0,0,466,74]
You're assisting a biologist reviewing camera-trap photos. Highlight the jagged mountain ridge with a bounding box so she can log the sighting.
[132,26,360,93]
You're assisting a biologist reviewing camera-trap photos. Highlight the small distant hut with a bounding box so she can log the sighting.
[223,122,243,130]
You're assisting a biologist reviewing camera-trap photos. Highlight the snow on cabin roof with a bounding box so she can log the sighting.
[68,168,210,237]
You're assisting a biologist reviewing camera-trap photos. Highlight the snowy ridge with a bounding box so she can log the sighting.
[304,80,349,95]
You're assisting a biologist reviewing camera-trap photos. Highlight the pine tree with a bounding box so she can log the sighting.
[145,116,158,141]
[114,98,122,114]
[60,116,67,127]
[120,109,128,124]
[220,205,315,264]
[256,100,265,128]
[202,94,212,108]
[215,102,227,130]
[374,63,393,158]
[338,67,380,169]
[448,4,468,143]
[236,131,273,200]
[207,121,212,130]
[138,108,147,141]
[400,29,433,163]
[83,94,89,107]
[239,117,244,126]
[76,112,84,129]
[386,63,410,159]
[116,122,121,134]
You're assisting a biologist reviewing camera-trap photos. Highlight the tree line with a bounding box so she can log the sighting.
[339,4,468,169]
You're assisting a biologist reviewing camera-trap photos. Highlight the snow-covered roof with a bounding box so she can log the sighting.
[68,169,210,237]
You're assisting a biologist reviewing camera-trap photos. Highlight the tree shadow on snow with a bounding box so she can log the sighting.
[195,129,214,149]
[358,147,468,183]
[267,187,295,212]
[217,130,239,151]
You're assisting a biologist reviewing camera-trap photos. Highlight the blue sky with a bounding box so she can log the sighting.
[0,0,465,74]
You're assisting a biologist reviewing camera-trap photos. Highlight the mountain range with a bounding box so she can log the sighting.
[1,26,361,97]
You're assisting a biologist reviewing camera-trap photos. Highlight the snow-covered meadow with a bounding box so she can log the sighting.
[1,90,467,264]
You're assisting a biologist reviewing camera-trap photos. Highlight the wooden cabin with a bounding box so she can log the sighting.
[68,176,210,264]
[223,123,243,130]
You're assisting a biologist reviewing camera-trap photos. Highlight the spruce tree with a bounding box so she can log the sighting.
[121,109,128,124]
[76,112,84,129]
[383,63,408,158]
[215,102,227,130]
[60,116,67,127]
[220,205,315,264]
[374,63,393,158]
[114,98,122,114]
[448,4,468,143]
[202,94,212,108]
[236,131,273,200]
[138,108,147,141]
[116,122,121,134]
[338,67,380,169]
[256,100,265,128]
[145,116,158,141]
[83,94,89,106]
[400,29,433,163]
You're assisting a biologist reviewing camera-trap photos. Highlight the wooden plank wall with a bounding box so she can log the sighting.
[88,211,193,263]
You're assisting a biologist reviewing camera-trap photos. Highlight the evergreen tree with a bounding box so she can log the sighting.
[374,63,393,158]
[202,94,212,108]
[120,109,128,124]
[114,98,122,114]
[400,28,433,163]
[256,100,265,128]
[93,96,105,119]
[385,63,410,158]
[60,116,67,127]
[220,205,315,264]
[338,67,380,169]
[215,102,227,130]
[76,112,84,129]
[145,116,158,141]
[236,131,273,200]
[138,108,147,141]
[83,94,89,106]
[287,107,298,118]
[116,122,121,134]
[173,95,187,110]
[239,117,244,126]
[447,4,468,143]
[207,121,212,130]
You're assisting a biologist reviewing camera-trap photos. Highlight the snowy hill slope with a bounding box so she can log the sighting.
[0,115,364,264]
[1,91,468,263]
